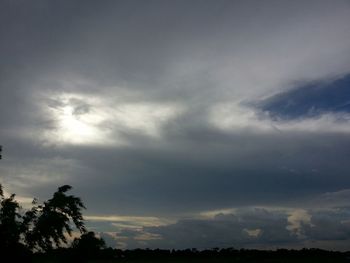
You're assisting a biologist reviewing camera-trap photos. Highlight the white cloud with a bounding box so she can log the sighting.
[44,92,184,146]
[209,102,350,134]
[85,214,173,228]
[243,228,262,238]
[286,209,313,238]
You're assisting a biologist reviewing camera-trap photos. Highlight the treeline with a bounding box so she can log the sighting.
[32,247,350,262]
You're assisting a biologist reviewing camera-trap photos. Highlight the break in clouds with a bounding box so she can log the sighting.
[1,0,350,250]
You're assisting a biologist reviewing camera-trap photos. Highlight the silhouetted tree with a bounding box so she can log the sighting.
[25,185,86,251]
[0,185,29,259]
[0,185,22,249]
[0,184,87,253]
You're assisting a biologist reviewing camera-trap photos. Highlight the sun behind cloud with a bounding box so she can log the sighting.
[46,93,114,145]
[45,92,183,146]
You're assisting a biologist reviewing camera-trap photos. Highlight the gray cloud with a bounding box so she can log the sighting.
[110,208,295,249]
[98,208,350,250]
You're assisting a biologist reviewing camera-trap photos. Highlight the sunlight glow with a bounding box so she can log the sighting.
[46,92,184,145]
[58,105,107,144]
[60,106,98,140]
[47,93,114,145]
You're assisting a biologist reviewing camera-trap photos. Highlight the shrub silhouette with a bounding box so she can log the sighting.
[0,184,87,254]
[72,231,106,251]
[72,231,106,260]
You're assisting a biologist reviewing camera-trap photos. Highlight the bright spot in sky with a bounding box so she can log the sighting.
[46,92,184,145]
[46,93,112,145]
[58,105,105,144]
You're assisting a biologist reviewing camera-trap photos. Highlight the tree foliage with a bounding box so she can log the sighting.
[0,184,87,253]
[0,186,22,251]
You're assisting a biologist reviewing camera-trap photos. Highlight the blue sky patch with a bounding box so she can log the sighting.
[260,74,350,120]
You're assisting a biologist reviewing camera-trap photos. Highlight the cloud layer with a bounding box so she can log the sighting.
[93,206,350,251]
[1,0,350,249]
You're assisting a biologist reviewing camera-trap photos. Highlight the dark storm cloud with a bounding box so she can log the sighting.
[100,208,295,249]
[1,0,350,250]
[100,208,350,250]
[15,129,349,216]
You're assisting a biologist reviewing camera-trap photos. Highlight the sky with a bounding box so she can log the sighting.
[1,0,350,250]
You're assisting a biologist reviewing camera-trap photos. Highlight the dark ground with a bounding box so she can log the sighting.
[29,248,350,263]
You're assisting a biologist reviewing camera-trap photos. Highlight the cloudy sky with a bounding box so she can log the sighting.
[1,0,350,250]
